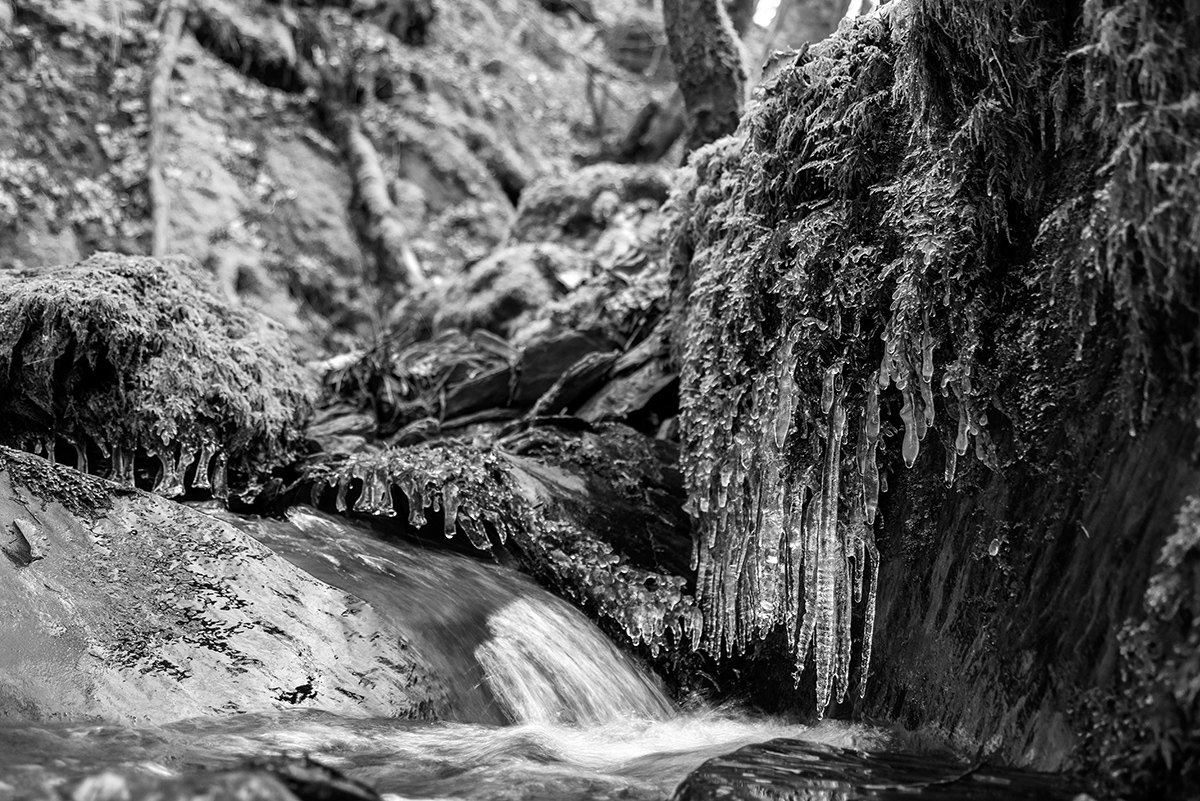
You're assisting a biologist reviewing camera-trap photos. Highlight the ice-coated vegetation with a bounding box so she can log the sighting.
[0,253,313,495]
[669,0,1200,716]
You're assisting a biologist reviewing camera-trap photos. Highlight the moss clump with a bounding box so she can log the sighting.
[669,0,1200,718]
[0,252,313,494]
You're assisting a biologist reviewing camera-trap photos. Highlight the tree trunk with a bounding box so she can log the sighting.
[765,0,847,49]
[723,0,757,36]
[661,0,747,155]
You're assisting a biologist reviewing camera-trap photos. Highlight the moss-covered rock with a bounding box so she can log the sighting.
[666,0,1200,787]
[0,252,313,496]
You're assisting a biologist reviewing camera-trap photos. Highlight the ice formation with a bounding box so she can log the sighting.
[307,441,698,657]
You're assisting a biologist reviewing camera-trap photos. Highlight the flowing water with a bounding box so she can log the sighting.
[0,508,1080,800]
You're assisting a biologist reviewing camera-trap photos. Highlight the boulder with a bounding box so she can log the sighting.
[407,243,593,338]
[0,447,446,724]
[508,164,672,250]
[0,253,314,496]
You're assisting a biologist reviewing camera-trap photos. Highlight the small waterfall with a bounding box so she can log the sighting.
[200,505,675,727]
[477,596,674,726]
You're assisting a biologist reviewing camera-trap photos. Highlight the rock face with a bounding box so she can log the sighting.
[0,447,446,724]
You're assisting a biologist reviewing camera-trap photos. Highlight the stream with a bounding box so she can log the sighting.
[0,508,1083,800]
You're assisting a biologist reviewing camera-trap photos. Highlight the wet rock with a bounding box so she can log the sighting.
[673,739,1088,801]
[0,253,314,496]
[50,755,383,801]
[0,446,446,724]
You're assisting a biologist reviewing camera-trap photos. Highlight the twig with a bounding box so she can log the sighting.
[149,0,187,257]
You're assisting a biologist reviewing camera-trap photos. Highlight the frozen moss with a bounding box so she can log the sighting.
[306,434,698,658]
[669,0,1200,717]
[0,252,314,495]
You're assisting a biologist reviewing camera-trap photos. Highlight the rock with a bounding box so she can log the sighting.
[508,164,672,250]
[0,253,314,496]
[43,756,383,801]
[404,243,594,338]
[0,446,446,724]
[673,739,1086,801]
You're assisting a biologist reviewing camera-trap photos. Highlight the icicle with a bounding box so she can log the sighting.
[900,390,919,468]
[852,520,865,604]
[775,326,801,448]
[863,447,879,525]
[358,466,395,516]
[865,378,881,444]
[955,398,971,456]
[193,442,215,490]
[211,452,229,500]
[403,474,428,528]
[334,473,351,512]
[859,534,879,698]
[835,547,852,704]
[111,447,135,487]
[152,443,184,497]
[719,462,733,488]
[70,439,88,475]
[785,488,806,644]
[176,448,196,492]
[921,333,934,383]
[443,480,460,540]
[812,392,845,716]
[755,459,785,632]
[821,365,837,414]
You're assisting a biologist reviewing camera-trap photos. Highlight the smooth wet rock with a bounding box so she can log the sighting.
[673,739,1089,801]
[0,447,446,724]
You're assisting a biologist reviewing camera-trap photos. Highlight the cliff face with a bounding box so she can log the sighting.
[667,0,1200,792]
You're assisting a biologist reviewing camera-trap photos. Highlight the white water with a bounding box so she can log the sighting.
[0,507,887,800]
[0,709,885,801]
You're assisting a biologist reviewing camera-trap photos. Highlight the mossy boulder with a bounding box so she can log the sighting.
[0,252,314,495]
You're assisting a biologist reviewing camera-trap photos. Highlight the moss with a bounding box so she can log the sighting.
[668,0,1200,720]
[0,253,313,493]
[1080,496,1200,797]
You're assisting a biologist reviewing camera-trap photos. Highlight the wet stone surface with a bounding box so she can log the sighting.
[673,740,1088,801]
